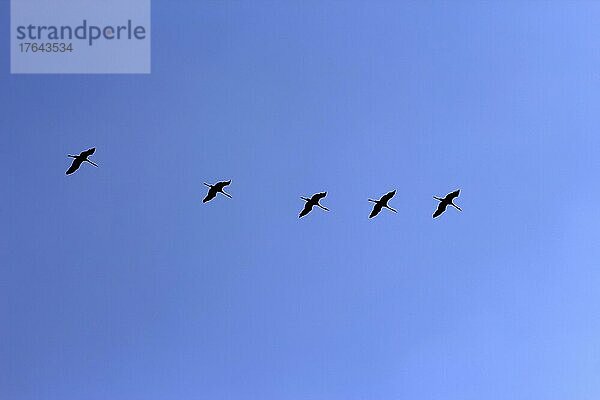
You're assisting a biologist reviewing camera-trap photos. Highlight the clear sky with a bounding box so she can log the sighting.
[2,1,600,399]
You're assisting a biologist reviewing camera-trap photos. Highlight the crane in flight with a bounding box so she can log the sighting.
[66,147,98,175]
[368,190,397,218]
[432,189,462,218]
[299,192,329,218]
[203,180,232,203]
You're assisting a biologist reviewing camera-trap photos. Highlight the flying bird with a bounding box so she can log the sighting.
[432,189,462,218]
[66,147,98,175]
[203,180,232,203]
[368,190,397,218]
[299,192,329,218]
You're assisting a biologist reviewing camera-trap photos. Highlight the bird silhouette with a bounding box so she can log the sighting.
[203,180,232,203]
[299,192,329,218]
[432,189,462,218]
[368,190,397,218]
[66,148,98,175]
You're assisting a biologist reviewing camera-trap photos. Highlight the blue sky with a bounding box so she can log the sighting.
[2,1,600,399]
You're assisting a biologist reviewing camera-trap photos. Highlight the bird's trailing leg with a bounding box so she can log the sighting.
[317,204,329,211]
[451,203,462,211]
[368,199,378,203]
[203,183,213,188]
[301,197,310,202]
[85,160,99,167]
[67,155,77,158]
[221,191,232,198]
[433,196,443,201]
[385,206,397,213]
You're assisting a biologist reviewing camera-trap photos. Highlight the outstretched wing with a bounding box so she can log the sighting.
[215,180,231,190]
[80,148,95,158]
[299,202,313,218]
[66,158,84,175]
[369,203,383,218]
[445,189,460,201]
[432,202,448,218]
[203,187,218,203]
[311,192,327,202]
[380,190,396,203]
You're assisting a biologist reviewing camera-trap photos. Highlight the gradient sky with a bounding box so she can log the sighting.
[3,1,600,399]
